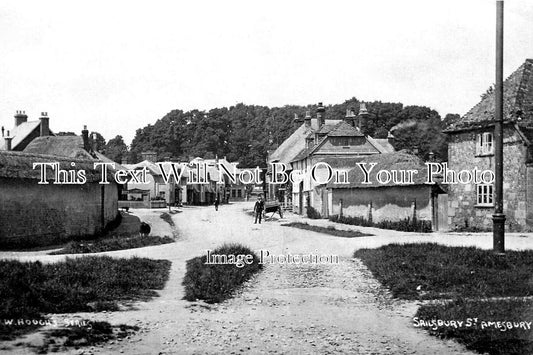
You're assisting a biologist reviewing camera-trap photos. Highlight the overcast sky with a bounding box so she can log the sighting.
[1,0,532,145]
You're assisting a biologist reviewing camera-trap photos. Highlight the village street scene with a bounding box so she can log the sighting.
[1,0,533,354]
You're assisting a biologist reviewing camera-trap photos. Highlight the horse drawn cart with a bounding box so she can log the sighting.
[264,201,284,220]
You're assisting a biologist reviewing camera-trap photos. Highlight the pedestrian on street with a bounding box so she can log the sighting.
[214,197,220,211]
[253,195,264,224]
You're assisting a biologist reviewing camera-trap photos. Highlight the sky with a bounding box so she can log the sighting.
[0,0,532,145]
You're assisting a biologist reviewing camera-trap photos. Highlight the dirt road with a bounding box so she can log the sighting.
[2,202,501,354]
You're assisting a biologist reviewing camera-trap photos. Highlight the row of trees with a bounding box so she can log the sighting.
[96,97,459,167]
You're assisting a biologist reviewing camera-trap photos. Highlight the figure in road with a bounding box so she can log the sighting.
[253,195,264,224]
[214,197,220,211]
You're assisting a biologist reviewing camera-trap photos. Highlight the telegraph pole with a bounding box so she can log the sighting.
[493,0,505,253]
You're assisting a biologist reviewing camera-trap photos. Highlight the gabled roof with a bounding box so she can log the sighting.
[0,121,42,150]
[291,122,374,162]
[447,59,533,131]
[367,137,395,153]
[268,123,313,164]
[123,160,161,176]
[327,151,428,188]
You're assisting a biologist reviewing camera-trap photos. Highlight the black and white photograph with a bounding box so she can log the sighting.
[0,0,532,354]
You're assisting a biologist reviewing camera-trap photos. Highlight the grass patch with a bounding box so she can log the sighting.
[50,235,174,254]
[0,256,170,340]
[282,222,372,238]
[331,214,432,233]
[354,243,533,300]
[415,298,533,355]
[355,243,533,355]
[182,243,262,303]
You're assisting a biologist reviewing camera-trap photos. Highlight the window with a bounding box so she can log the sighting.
[476,132,494,155]
[476,184,494,206]
[237,189,242,197]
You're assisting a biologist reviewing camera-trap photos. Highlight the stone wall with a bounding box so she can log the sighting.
[447,127,529,231]
[0,177,119,247]
[331,185,432,222]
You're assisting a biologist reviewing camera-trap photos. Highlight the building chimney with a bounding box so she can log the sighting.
[316,102,325,128]
[304,111,311,127]
[357,102,369,135]
[91,132,98,152]
[14,110,28,127]
[345,108,356,127]
[82,125,90,152]
[387,130,395,146]
[1,126,4,137]
[4,130,12,151]
[39,112,50,136]
[121,157,129,165]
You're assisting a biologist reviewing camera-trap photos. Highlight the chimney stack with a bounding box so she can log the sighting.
[316,102,325,128]
[82,125,90,152]
[4,130,12,151]
[304,111,311,127]
[387,130,395,146]
[14,110,28,127]
[1,126,4,137]
[357,102,369,135]
[39,112,50,136]
[345,108,356,127]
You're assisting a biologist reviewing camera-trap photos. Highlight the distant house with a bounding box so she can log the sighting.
[122,158,184,208]
[445,58,533,232]
[0,111,53,151]
[268,102,395,216]
[0,151,119,248]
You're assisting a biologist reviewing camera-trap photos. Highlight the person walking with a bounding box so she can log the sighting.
[214,196,220,211]
[253,195,264,224]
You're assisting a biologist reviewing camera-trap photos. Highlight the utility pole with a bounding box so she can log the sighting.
[493,0,505,253]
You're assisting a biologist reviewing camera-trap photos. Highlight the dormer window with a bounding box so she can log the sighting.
[476,132,494,156]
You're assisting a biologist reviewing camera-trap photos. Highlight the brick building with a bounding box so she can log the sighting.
[445,58,533,231]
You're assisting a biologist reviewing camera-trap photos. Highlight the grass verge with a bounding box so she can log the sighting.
[282,222,372,238]
[50,235,174,254]
[415,298,533,355]
[354,243,533,355]
[354,243,533,300]
[331,214,432,233]
[182,243,262,303]
[0,256,170,340]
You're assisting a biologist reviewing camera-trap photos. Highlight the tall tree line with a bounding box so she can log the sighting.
[102,98,457,166]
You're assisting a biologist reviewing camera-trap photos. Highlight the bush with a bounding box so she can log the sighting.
[330,214,432,232]
[306,206,322,219]
[182,243,262,303]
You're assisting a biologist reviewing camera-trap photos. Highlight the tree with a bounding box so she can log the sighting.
[104,135,128,163]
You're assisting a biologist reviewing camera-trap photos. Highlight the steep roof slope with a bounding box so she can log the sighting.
[268,123,313,164]
[447,59,533,131]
